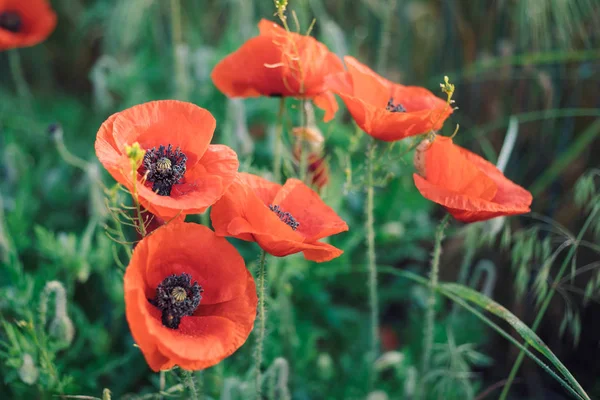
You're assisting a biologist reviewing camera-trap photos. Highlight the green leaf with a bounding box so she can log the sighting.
[442,283,590,400]
[378,267,590,400]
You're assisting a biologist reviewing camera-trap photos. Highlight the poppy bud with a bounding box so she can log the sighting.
[293,146,330,190]
[18,354,39,385]
[317,353,334,380]
[49,316,75,349]
[413,137,432,177]
[19,354,40,385]
[292,127,324,152]
[39,281,75,349]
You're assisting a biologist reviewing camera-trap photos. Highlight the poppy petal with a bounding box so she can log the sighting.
[0,0,56,50]
[330,57,453,141]
[124,222,256,371]
[147,270,256,370]
[412,136,532,223]
[95,101,238,221]
[458,146,533,209]
[344,56,390,107]
[423,136,497,201]
[110,100,215,161]
[139,223,249,305]
[211,18,344,113]
[313,91,339,122]
[413,174,531,223]
[274,178,349,242]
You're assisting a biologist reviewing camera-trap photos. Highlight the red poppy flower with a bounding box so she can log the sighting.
[124,222,257,371]
[211,19,344,122]
[326,56,453,141]
[211,173,348,262]
[0,0,56,51]
[413,135,532,223]
[95,100,239,221]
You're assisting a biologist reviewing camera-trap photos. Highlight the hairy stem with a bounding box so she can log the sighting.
[255,250,268,399]
[181,370,199,400]
[420,214,451,386]
[273,97,285,183]
[499,204,599,399]
[365,138,378,390]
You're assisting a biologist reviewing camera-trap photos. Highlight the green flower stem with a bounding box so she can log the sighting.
[255,250,268,399]
[365,138,378,389]
[420,214,450,383]
[273,97,285,183]
[499,204,600,400]
[181,370,199,400]
[170,0,188,100]
[8,50,31,101]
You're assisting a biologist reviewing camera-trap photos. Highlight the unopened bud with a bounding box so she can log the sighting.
[39,281,75,349]
[366,391,389,400]
[18,354,39,385]
[374,351,404,371]
[292,127,324,151]
[413,137,432,177]
[317,353,334,380]
[49,315,75,349]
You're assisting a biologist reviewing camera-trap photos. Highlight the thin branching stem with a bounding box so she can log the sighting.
[255,250,268,399]
[365,138,378,390]
[500,204,599,399]
[421,214,451,390]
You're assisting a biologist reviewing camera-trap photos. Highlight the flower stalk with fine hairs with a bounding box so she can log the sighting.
[254,250,268,399]
[365,138,378,390]
[420,214,450,388]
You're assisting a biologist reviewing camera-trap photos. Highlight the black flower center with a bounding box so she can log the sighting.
[149,273,203,329]
[0,11,22,33]
[386,97,406,113]
[142,144,187,196]
[269,204,300,230]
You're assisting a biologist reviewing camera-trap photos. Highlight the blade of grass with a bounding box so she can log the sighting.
[377,267,590,400]
[442,282,590,400]
[467,109,600,142]
[530,119,600,196]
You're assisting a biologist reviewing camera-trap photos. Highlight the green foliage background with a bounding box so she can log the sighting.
[0,0,599,399]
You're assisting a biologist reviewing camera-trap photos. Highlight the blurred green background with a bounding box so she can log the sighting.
[1,0,599,399]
